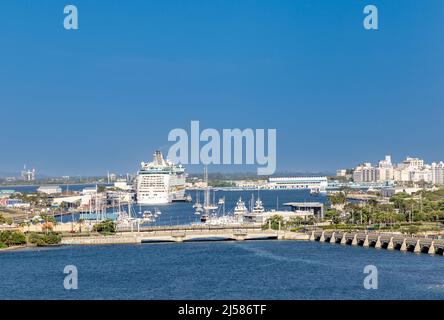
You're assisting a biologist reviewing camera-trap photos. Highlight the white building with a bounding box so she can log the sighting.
[353,163,379,183]
[336,169,347,177]
[378,155,394,182]
[393,156,431,183]
[431,162,444,185]
[267,177,328,192]
[37,185,62,195]
[21,165,36,181]
[351,155,441,185]
[403,157,424,168]
[114,179,132,191]
[409,165,432,183]
[235,180,268,189]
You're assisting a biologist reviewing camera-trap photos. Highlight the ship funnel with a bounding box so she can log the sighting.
[154,150,164,165]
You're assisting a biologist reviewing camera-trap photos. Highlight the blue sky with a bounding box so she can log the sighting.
[0,0,443,176]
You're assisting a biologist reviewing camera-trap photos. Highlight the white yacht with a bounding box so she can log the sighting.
[135,151,186,204]
[233,197,248,220]
[252,198,265,214]
[203,215,239,226]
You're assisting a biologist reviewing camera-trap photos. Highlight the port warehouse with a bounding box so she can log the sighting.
[266,177,328,191]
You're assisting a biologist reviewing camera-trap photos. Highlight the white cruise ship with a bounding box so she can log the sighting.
[135,151,186,204]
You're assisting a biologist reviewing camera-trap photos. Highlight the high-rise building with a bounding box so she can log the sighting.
[353,163,379,183]
[402,157,424,169]
[336,169,347,177]
[21,165,36,181]
[431,162,444,185]
[378,155,394,182]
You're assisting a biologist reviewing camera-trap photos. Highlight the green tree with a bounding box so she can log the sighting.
[325,209,341,224]
[286,216,304,229]
[328,192,347,206]
[93,220,116,234]
[263,215,285,230]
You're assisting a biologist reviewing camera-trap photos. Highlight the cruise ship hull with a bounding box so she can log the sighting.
[137,190,185,205]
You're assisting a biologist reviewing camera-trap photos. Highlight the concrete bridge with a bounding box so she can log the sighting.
[309,230,444,255]
[61,225,283,245]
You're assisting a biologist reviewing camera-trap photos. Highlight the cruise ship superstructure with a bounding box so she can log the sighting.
[135,151,186,204]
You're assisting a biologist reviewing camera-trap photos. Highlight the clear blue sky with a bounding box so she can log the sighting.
[0,0,443,176]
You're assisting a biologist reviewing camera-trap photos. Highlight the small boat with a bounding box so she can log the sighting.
[193,203,202,210]
[143,210,153,218]
[204,215,239,226]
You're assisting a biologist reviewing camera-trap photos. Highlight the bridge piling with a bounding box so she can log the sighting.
[428,241,436,255]
[400,239,407,251]
[414,239,421,253]
[351,234,358,246]
[375,236,382,249]
[363,235,369,247]
[309,231,315,241]
[340,232,347,245]
[387,237,394,250]
[330,232,336,244]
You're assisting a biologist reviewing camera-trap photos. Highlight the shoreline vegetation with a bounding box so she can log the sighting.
[0,230,62,251]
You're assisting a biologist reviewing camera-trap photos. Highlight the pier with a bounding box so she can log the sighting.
[309,230,444,255]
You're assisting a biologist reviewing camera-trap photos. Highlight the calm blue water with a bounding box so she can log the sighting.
[1,241,443,300]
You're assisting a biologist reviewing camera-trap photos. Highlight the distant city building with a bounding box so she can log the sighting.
[403,157,424,168]
[267,177,328,192]
[21,165,36,181]
[336,169,347,177]
[114,179,132,191]
[431,162,444,185]
[393,156,430,183]
[235,180,268,189]
[378,155,394,182]
[349,155,442,185]
[107,172,117,183]
[37,185,62,195]
[353,163,379,183]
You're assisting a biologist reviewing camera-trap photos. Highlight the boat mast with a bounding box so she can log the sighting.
[204,165,209,216]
